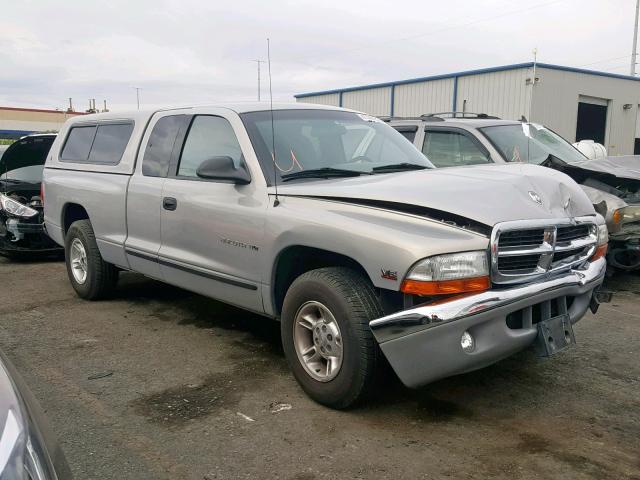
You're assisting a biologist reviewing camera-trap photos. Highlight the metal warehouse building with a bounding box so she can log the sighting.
[295,62,640,156]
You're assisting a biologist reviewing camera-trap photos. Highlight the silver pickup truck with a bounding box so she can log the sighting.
[43,103,608,408]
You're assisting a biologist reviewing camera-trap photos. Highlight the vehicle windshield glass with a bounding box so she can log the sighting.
[241,109,433,183]
[480,123,587,165]
[0,165,44,183]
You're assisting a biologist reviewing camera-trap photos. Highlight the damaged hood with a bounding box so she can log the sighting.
[0,134,55,174]
[564,156,640,182]
[276,163,594,228]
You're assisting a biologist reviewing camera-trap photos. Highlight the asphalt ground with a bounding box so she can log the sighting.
[0,256,638,479]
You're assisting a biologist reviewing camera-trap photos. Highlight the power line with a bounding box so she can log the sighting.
[284,0,568,65]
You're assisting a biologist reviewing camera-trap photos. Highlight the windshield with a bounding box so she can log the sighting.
[480,123,587,165]
[241,109,433,183]
[0,165,44,183]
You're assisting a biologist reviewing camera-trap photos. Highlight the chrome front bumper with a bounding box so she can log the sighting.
[370,258,607,388]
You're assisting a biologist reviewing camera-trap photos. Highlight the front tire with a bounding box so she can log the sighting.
[281,267,383,409]
[65,220,118,300]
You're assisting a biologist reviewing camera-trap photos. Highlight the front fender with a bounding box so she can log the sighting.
[261,196,489,312]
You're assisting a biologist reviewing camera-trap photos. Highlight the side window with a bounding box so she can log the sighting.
[60,126,97,162]
[88,123,134,164]
[422,130,490,168]
[142,115,187,177]
[177,116,243,178]
[393,126,418,143]
[399,130,416,142]
[60,123,133,164]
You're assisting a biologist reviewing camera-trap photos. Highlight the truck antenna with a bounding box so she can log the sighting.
[267,38,280,207]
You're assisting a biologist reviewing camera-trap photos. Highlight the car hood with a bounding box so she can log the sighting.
[565,156,640,181]
[0,135,55,174]
[276,163,594,228]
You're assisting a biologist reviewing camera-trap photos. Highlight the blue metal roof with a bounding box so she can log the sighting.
[294,62,640,98]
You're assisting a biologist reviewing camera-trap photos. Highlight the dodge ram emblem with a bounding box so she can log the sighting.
[528,191,543,205]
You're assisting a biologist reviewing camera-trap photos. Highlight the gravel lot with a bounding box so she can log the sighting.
[0,256,638,479]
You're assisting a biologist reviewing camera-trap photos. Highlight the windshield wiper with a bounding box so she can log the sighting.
[281,168,367,182]
[372,163,429,173]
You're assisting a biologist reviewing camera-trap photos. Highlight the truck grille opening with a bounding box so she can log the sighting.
[492,220,596,284]
[497,254,540,272]
[556,225,590,243]
[498,229,545,248]
[506,296,575,329]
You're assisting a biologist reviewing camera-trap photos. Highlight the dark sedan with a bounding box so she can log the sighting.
[0,134,62,258]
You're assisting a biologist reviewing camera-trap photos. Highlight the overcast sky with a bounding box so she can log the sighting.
[0,0,636,112]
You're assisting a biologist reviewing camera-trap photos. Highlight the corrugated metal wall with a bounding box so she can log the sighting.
[532,67,640,155]
[296,93,340,107]
[295,70,533,119]
[393,78,454,116]
[341,87,392,116]
[455,68,531,120]
[295,66,640,154]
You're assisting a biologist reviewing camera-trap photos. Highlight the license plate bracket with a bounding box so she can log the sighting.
[534,314,575,357]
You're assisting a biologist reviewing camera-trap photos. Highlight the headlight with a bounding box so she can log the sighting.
[0,194,38,218]
[591,224,608,262]
[614,205,640,226]
[596,224,608,246]
[401,251,490,295]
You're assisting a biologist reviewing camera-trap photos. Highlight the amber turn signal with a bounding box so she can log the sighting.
[401,276,491,296]
[612,209,623,225]
[590,243,608,262]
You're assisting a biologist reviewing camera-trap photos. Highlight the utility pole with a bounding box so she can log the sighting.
[252,60,265,101]
[528,48,538,122]
[632,0,639,75]
[134,87,141,110]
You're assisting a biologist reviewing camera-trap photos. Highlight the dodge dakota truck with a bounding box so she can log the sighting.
[43,104,608,408]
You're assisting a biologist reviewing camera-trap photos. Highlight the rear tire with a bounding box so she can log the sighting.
[281,267,383,409]
[65,220,118,300]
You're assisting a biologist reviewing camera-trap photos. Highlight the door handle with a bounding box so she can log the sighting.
[163,197,177,211]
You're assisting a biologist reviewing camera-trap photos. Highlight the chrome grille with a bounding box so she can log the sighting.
[491,218,597,284]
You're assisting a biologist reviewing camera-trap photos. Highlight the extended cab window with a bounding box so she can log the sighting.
[142,115,188,177]
[60,126,96,162]
[88,123,134,164]
[177,116,243,178]
[422,130,490,168]
[61,123,133,164]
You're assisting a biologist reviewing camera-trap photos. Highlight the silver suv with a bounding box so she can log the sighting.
[42,104,607,408]
[387,113,640,272]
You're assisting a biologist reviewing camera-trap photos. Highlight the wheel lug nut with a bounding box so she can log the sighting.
[322,325,327,332]
[327,334,333,341]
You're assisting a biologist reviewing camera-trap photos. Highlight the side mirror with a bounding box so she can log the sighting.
[196,156,251,184]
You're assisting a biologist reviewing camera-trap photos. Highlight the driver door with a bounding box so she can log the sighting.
[158,111,267,313]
